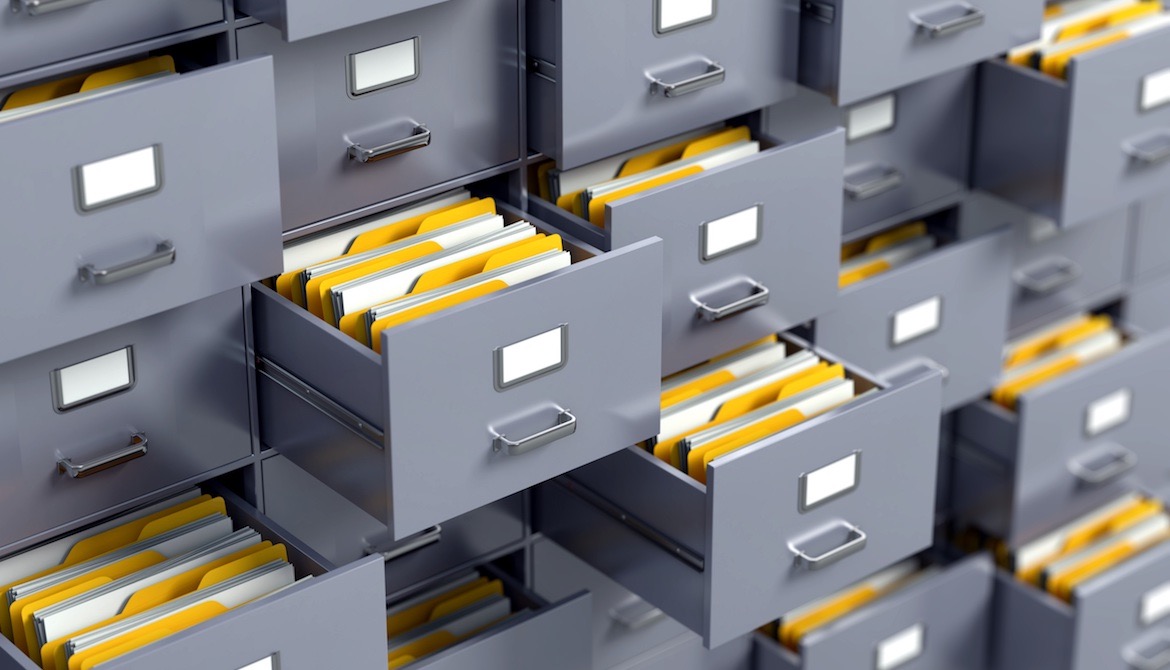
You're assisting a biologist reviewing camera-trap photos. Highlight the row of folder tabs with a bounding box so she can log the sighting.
[0,56,178,122]
[1010,0,1170,77]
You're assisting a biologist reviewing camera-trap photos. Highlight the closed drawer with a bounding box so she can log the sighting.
[253,203,663,541]
[0,486,388,670]
[755,554,995,670]
[529,129,844,376]
[994,540,1170,670]
[1133,194,1170,282]
[974,27,1170,229]
[237,0,521,232]
[237,0,452,41]
[0,290,252,552]
[0,58,282,366]
[817,219,1014,410]
[1125,271,1170,334]
[535,344,943,648]
[0,0,222,77]
[799,0,1042,106]
[1009,210,1130,334]
[955,325,1170,546]
[527,0,798,170]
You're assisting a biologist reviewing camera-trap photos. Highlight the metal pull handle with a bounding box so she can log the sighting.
[364,525,442,562]
[57,432,147,478]
[78,241,175,286]
[1124,131,1170,166]
[788,521,868,571]
[1013,256,1081,297]
[348,125,431,164]
[10,0,98,15]
[844,164,903,200]
[649,60,725,98]
[608,598,667,631]
[491,408,576,456]
[911,2,985,38]
[1068,444,1137,486]
[1125,631,1170,670]
[692,280,769,322]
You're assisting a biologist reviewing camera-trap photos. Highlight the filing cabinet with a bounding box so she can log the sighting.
[236,0,521,233]
[536,346,943,648]
[798,0,1042,107]
[974,25,1170,230]
[0,0,223,78]
[528,127,845,376]
[0,57,282,366]
[235,0,452,42]
[526,0,799,170]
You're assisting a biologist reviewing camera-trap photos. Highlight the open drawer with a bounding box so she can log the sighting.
[974,25,1170,229]
[0,56,282,365]
[253,202,663,540]
[528,127,844,376]
[535,338,943,648]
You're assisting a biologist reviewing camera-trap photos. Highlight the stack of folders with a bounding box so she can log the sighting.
[1003,493,1170,601]
[273,190,571,352]
[991,312,1123,409]
[838,221,936,288]
[0,56,178,123]
[0,490,302,670]
[538,126,761,227]
[763,560,929,652]
[1009,0,1169,78]
[386,571,521,668]
[647,336,869,484]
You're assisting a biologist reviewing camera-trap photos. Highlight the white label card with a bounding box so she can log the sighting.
[1142,581,1170,626]
[702,206,761,260]
[76,146,160,211]
[1085,388,1132,436]
[657,0,715,33]
[350,38,419,96]
[1142,67,1170,112]
[53,347,134,411]
[238,656,276,670]
[876,624,925,670]
[496,326,567,389]
[801,452,860,511]
[891,296,942,346]
[847,95,896,142]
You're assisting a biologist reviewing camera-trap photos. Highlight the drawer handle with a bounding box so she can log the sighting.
[843,164,903,200]
[910,2,986,38]
[649,60,726,98]
[57,432,148,478]
[10,0,97,15]
[78,240,175,286]
[348,125,432,164]
[788,520,867,571]
[608,598,667,631]
[1124,631,1170,670]
[692,280,770,322]
[1013,256,1081,297]
[1124,131,1170,167]
[1068,444,1137,486]
[491,408,576,456]
[364,525,442,562]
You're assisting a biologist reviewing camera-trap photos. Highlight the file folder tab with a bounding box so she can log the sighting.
[799,451,861,512]
[494,325,568,390]
[74,146,161,211]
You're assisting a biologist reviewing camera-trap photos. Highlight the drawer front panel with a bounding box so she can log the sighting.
[1074,541,1170,670]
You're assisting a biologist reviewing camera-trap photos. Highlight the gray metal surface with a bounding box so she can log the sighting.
[0,58,281,365]
[527,0,798,169]
[236,0,451,41]
[237,0,520,232]
[1126,272,1170,334]
[623,633,753,670]
[1133,196,1170,282]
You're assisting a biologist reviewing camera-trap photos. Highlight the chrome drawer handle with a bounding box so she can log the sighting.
[57,432,148,478]
[649,60,725,98]
[1124,131,1170,166]
[348,125,431,164]
[1124,631,1170,670]
[1013,256,1081,297]
[911,2,985,38]
[364,525,442,562]
[491,409,576,456]
[789,521,868,571]
[844,164,903,200]
[692,280,770,322]
[78,241,175,286]
[1068,444,1137,486]
[10,0,98,15]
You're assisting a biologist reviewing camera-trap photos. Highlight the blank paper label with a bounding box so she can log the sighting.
[1142,581,1170,625]
[497,326,567,389]
[847,95,896,142]
[76,146,160,211]
[1142,67,1170,112]
[238,656,275,670]
[350,38,418,95]
[892,296,942,346]
[53,347,134,411]
[1085,388,1131,436]
[801,452,859,511]
[657,0,715,33]
[702,206,760,260]
[877,624,925,669]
